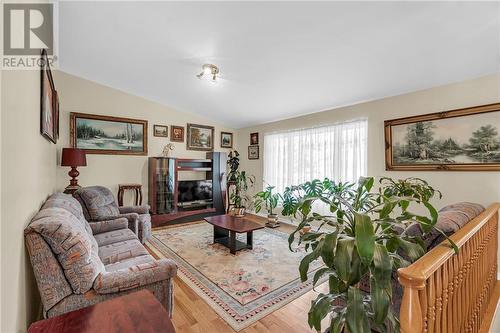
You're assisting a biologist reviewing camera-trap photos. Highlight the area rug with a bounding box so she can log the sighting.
[147,222,324,331]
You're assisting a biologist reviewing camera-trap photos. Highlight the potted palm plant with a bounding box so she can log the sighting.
[254,185,281,227]
[226,150,255,216]
[230,170,255,217]
[281,176,455,333]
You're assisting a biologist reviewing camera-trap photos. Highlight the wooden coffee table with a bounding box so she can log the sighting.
[204,214,264,254]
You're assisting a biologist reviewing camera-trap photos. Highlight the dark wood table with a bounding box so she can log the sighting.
[204,214,264,254]
[27,290,175,333]
[118,183,143,206]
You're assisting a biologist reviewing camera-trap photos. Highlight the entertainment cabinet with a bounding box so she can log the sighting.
[148,152,227,227]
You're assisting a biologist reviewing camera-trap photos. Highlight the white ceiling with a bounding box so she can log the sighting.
[59,1,500,129]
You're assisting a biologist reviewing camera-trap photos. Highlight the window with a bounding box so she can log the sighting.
[263,118,368,193]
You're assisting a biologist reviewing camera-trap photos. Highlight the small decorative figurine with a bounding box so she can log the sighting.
[162,143,174,157]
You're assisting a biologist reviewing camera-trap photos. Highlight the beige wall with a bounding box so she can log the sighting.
[236,73,500,209]
[1,70,58,332]
[53,71,236,204]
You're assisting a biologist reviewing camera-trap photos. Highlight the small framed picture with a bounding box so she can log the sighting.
[221,132,233,148]
[250,132,259,145]
[248,145,259,160]
[170,125,184,142]
[153,125,168,137]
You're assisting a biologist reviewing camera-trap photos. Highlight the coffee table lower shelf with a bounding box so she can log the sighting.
[213,226,253,254]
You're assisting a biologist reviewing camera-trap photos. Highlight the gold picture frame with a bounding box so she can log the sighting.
[385,103,500,171]
[70,112,148,155]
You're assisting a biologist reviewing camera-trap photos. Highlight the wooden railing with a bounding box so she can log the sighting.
[398,203,499,333]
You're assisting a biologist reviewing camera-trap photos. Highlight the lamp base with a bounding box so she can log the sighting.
[64,184,81,195]
[64,166,81,194]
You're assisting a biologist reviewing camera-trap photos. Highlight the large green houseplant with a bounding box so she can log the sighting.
[281,176,455,333]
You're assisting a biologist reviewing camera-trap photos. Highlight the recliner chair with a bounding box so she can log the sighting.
[74,185,152,243]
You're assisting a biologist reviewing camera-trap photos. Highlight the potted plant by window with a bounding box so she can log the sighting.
[254,185,281,227]
[230,170,255,217]
[281,177,456,333]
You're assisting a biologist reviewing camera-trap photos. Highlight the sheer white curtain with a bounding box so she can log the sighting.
[263,119,368,194]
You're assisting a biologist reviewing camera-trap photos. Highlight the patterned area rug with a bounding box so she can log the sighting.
[147,222,323,331]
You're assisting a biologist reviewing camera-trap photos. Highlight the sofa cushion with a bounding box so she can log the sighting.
[439,202,485,217]
[93,259,177,294]
[27,207,105,294]
[94,228,137,247]
[104,254,156,272]
[404,202,485,251]
[42,193,93,237]
[74,186,120,221]
[98,239,149,265]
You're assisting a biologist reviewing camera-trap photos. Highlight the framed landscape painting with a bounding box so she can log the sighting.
[385,103,500,171]
[70,112,148,155]
[186,123,214,151]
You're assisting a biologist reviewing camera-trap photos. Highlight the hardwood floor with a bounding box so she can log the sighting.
[147,214,326,333]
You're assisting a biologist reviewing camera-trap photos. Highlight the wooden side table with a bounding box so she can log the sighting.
[27,290,175,333]
[118,183,143,206]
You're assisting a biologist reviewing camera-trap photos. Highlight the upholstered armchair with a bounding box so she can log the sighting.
[74,186,152,243]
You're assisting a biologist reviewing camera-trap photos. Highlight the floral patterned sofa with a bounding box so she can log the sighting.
[73,186,152,244]
[24,193,177,318]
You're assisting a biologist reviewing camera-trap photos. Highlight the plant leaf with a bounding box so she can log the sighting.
[370,279,390,325]
[299,239,323,282]
[321,232,338,267]
[354,213,375,265]
[346,287,370,333]
[398,238,425,261]
[333,239,354,282]
[308,293,334,331]
[371,244,392,288]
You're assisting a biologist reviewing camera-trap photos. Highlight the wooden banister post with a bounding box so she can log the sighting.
[398,270,426,333]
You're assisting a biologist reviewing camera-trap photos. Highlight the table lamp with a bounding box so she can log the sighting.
[61,148,87,194]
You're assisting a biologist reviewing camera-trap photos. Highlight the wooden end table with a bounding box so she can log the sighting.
[204,214,264,254]
[27,290,175,333]
[118,183,143,206]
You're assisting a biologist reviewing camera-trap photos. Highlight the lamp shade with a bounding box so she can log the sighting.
[61,148,87,167]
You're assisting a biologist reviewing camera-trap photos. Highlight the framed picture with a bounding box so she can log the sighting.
[40,49,58,143]
[153,125,168,137]
[170,125,184,142]
[385,103,500,171]
[186,123,214,151]
[70,112,148,155]
[221,132,233,148]
[248,145,259,160]
[250,132,259,145]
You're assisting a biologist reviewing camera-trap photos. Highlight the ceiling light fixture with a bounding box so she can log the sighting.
[197,64,219,82]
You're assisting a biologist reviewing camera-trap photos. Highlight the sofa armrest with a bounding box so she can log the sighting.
[119,205,150,215]
[89,217,128,235]
[115,212,139,234]
[93,259,177,294]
